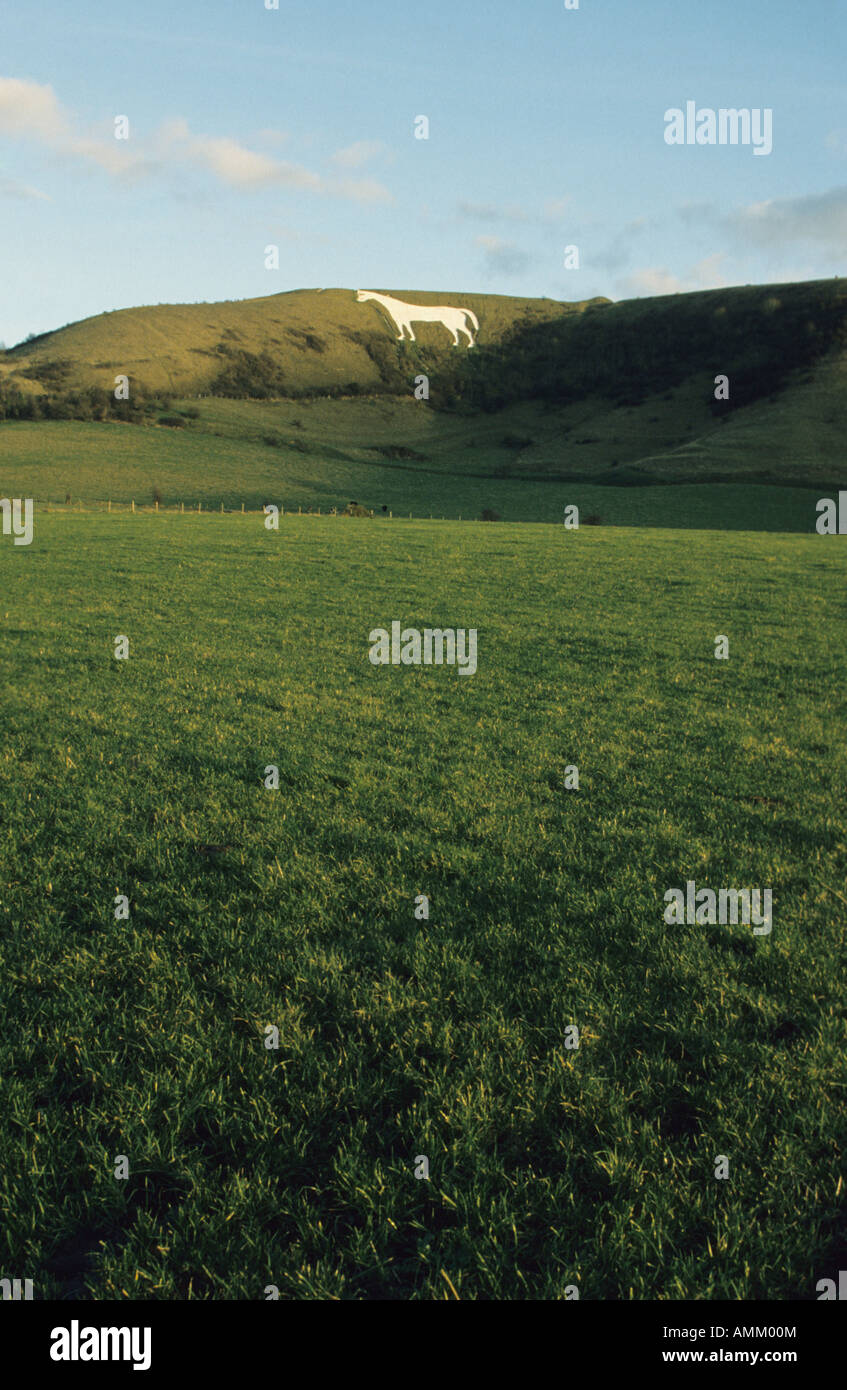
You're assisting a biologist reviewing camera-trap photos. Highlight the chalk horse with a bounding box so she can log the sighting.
[356,290,479,347]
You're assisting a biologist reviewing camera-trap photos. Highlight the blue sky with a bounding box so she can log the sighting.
[1,0,845,345]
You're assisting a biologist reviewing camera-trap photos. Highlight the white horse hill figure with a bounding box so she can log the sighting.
[355,290,479,347]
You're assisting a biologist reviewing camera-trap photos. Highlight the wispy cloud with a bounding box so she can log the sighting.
[158,118,321,190]
[0,76,148,176]
[618,266,685,296]
[458,197,571,226]
[0,76,393,203]
[618,254,729,298]
[331,139,384,169]
[591,219,651,274]
[678,186,847,261]
[474,234,532,275]
[458,200,530,224]
[0,176,51,201]
[725,186,847,255]
[331,176,392,204]
[542,197,570,222]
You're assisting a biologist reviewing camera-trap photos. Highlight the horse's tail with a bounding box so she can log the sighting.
[463,308,480,331]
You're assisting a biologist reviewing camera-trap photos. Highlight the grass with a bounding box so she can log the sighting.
[1,286,590,396]
[5,279,847,507]
[4,277,847,495]
[1,513,845,1299]
[0,412,836,529]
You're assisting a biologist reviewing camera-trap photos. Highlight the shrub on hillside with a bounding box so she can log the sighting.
[210,345,288,398]
[371,444,425,460]
[0,379,177,426]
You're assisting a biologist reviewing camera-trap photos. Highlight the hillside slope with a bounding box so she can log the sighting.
[0,288,606,397]
[2,278,846,494]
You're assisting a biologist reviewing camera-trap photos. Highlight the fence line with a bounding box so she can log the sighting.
[38,501,463,521]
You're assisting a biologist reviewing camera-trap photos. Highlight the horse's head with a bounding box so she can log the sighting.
[355,290,373,302]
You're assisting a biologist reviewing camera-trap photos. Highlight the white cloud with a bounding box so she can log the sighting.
[0,76,150,177]
[0,76,393,203]
[160,122,321,189]
[0,77,66,140]
[331,140,384,168]
[188,136,292,187]
[162,123,391,200]
[67,136,149,176]
[618,254,729,298]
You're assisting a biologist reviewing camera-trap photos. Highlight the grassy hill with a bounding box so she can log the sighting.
[0,287,603,397]
[2,277,846,509]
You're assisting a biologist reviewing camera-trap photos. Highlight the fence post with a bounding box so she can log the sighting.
[220,501,224,513]
[198,501,202,512]
[108,500,111,512]
[155,500,159,512]
[131,499,135,513]
[241,503,244,514]
[180,501,184,513]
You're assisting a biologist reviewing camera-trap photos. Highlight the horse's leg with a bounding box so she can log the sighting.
[456,315,475,347]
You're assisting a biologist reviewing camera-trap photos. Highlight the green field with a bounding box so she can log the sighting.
[1,513,844,1299]
[0,410,835,531]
